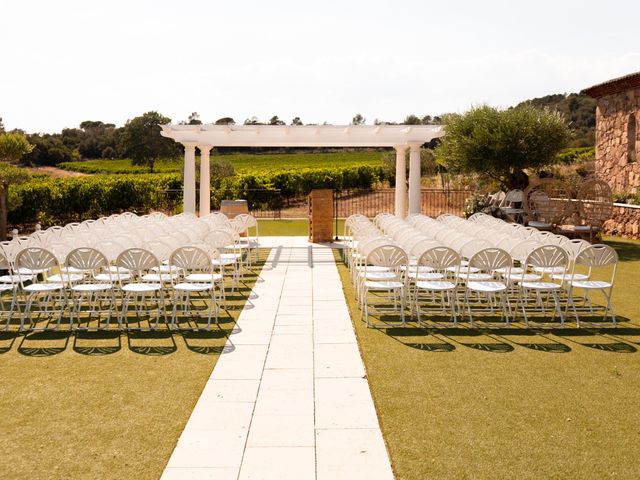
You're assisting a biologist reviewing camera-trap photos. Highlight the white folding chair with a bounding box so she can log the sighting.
[463,248,513,327]
[412,247,460,327]
[115,248,166,330]
[169,246,224,330]
[360,245,408,328]
[15,248,68,331]
[566,244,618,327]
[66,247,116,330]
[516,245,569,327]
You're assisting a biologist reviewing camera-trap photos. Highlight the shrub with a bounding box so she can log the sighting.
[10,174,181,227]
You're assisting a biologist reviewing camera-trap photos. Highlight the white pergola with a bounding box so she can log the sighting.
[160,124,445,217]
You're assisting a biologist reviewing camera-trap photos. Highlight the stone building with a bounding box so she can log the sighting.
[582,71,640,195]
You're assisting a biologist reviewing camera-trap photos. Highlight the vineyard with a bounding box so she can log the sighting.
[10,151,391,229]
[58,151,384,175]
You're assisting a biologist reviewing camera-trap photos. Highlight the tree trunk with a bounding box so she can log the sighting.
[0,183,8,241]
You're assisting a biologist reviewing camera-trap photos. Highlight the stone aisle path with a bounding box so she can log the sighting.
[161,236,394,480]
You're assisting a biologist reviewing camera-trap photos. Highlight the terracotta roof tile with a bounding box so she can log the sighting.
[581,71,640,98]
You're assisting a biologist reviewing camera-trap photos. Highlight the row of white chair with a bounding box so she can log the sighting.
[343,214,618,328]
[0,244,239,331]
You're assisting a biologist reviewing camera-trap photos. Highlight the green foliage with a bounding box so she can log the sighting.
[210,158,236,186]
[120,111,181,172]
[435,104,570,190]
[0,132,34,163]
[58,151,384,175]
[209,165,384,209]
[10,174,181,226]
[463,191,492,218]
[0,162,31,185]
[517,93,595,147]
[351,114,366,125]
[555,146,595,164]
[23,133,79,166]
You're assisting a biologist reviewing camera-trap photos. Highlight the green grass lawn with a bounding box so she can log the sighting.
[0,251,268,480]
[335,236,640,480]
[59,151,385,175]
[257,218,345,237]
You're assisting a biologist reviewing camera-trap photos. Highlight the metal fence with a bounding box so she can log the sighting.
[333,188,472,220]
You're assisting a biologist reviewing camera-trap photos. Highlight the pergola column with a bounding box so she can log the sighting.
[408,142,422,215]
[183,143,197,215]
[199,145,212,216]
[394,146,407,217]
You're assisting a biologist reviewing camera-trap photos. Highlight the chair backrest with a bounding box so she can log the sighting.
[204,230,234,250]
[460,239,492,260]
[95,240,126,262]
[501,189,523,207]
[576,179,613,227]
[66,247,109,271]
[417,246,460,271]
[169,246,214,271]
[15,247,59,271]
[525,245,569,269]
[116,248,160,275]
[144,240,174,262]
[469,248,512,272]
[366,245,407,269]
[411,239,441,258]
[0,249,10,270]
[509,240,541,263]
[575,244,618,267]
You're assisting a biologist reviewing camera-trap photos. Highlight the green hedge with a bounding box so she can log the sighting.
[212,165,384,207]
[9,165,384,226]
[10,174,182,226]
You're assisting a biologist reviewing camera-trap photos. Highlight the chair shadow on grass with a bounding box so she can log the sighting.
[385,327,456,352]
[552,326,638,353]
[73,330,121,356]
[0,331,20,354]
[181,328,234,355]
[18,330,70,357]
[127,330,177,356]
[492,328,572,353]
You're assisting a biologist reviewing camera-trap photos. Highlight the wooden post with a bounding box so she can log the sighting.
[308,189,334,243]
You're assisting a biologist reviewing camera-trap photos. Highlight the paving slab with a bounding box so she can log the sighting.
[162,237,394,479]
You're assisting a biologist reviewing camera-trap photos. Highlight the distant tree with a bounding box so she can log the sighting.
[403,114,422,125]
[0,132,33,239]
[215,117,235,125]
[291,117,303,126]
[24,133,77,166]
[435,104,570,190]
[0,117,4,132]
[76,121,119,159]
[187,112,202,125]
[60,128,84,149]
[351,114,365,125]
[517,93,596,147]
[244,116,264,125]
[269,116,285,125]
[101,146,117,159]
[120,111,180,173]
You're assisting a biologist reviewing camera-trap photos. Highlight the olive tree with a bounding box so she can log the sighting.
[0,132,33,239]
[435,104,569,190]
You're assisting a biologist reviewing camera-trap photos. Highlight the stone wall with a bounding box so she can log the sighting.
[602,204,640,239]
[595,87,640,193]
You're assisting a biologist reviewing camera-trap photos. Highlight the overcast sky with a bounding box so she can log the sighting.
[2,0,639,133]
